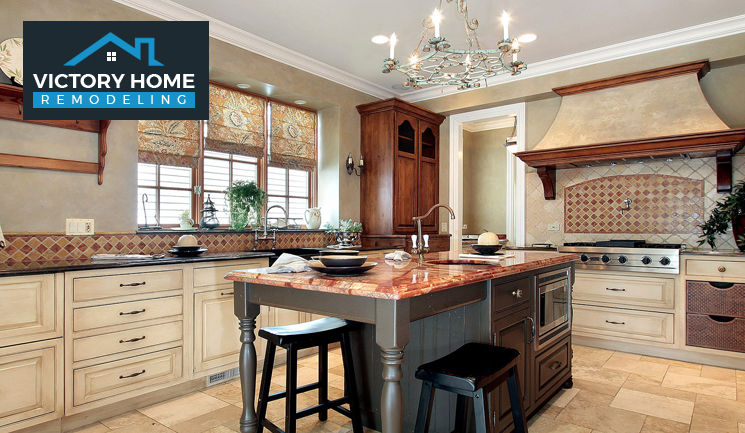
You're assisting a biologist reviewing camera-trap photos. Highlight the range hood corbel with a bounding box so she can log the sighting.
[516,61,745,200]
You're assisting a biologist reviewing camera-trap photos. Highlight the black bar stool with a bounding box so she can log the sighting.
[256,317,364,433]
[414,343,528,433]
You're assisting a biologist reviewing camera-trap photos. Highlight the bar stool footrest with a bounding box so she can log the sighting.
[266,382,321,403]
[295,397,351,419]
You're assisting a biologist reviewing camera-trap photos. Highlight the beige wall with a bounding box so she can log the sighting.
[426,33,745,246]
[462,128,511,235]
[0,0,377,233]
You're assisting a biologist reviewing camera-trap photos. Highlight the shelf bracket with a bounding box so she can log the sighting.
[716,149,733,193]
[536,166,556,200]
[98,120,111,185]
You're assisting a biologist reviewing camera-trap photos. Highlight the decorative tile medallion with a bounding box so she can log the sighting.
[564,174,704,234]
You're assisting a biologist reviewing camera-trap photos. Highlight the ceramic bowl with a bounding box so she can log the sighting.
[319,255,368,267]
[471,244,503,255]
[319,249,360,256]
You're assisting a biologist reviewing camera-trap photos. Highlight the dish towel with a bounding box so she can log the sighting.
[245,253,312,274]
[384,251,412,262]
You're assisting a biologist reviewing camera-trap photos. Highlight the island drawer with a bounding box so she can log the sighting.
[686,281,745,318]
[686,313,745,353]
[73,269,183,302]
[72,296,183,332]
[573,304,674,343]
[72,346,182,406]
[492,277,531,312]
[686,259,745,279]
[574,273,674,309]
[193,259,267,289]
[535,336,570,398]
[72,320,183,362]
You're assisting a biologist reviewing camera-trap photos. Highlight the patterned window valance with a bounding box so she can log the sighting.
[137,120,201,168]
[269,102,317,171]
[206,84,266,158]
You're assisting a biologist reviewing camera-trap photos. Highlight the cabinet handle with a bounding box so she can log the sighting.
[120,309,146,316]
[119,336,146,343]
[606,287,625,292]
[512,289,523,298]
[718,266,726,273]
[120,281,146,287]
[220,291,234,296]
[549,361,563,370]
[119,369,146,379]
[525,317,535,344]
[605,320,625,325]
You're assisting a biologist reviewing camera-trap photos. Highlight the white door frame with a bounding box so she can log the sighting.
[448,103,527,250]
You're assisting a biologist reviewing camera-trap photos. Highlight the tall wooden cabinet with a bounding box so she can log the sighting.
[357,98,450,250]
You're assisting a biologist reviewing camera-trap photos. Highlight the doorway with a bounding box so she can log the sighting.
[448,103,526,251]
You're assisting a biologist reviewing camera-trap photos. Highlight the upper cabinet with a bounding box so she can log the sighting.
[357,98,445,238]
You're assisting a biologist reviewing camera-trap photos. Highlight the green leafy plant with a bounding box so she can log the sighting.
[325,219,362,233]
[179,209,190,220]
[224,180,267,230]
[698,179,745,249]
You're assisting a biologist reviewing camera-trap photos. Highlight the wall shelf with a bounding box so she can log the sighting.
[0,83,110,184]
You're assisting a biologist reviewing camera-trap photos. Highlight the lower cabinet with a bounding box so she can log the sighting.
[194,290,243,373]
[0,339,63,433]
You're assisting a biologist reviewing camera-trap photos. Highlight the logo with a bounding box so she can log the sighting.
[24,21,208,120]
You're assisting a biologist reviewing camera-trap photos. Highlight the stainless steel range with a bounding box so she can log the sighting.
[558,240,680,274]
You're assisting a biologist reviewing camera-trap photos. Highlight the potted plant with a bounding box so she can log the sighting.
[178,209,194,229]
[325,219,363,246]
[225,180,267,231]
[698,179,745,251]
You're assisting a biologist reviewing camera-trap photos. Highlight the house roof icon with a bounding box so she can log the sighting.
[65,32,163,66]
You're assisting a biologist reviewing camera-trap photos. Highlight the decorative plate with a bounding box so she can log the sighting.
[0,38,23,86]
[308,261,377,275]
[168,248,208,257]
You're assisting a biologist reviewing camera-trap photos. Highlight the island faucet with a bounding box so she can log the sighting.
[412,204,456,263]
[253,205,288,250]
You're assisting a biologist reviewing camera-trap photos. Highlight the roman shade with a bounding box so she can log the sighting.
[206,84,266,158]
[137,120,201,168]
[269,102,317,171]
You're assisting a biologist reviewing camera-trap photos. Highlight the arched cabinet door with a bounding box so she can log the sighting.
[418,123,439,232]
[394,113,419,233]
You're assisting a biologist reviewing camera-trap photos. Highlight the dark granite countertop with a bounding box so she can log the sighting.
[0,251,275,277]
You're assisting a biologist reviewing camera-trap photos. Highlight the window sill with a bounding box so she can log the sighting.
[136,228,328,235]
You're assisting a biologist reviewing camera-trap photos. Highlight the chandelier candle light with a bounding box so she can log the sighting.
[382,0,527,90]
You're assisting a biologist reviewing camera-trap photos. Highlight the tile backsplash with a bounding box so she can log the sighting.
[0,231,336,263]
[526,155,745,249]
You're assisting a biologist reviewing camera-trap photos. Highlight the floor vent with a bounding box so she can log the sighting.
[208,367,240,385]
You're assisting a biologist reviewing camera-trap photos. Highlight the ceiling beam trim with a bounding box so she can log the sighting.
[112,0,397,100]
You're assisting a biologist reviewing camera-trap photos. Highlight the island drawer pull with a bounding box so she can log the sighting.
[549,361,563,370]
[119,369,146,379]
[221,291,234,296]
[605,320,625,325]
[119,336,146,344]
[120,309,146,316]
[120,281,146,287]
[606,287,626,292]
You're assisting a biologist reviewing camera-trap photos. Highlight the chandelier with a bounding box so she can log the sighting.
[382,0,527,90]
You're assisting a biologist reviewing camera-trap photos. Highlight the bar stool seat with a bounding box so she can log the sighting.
[257,317,363,433]
[414,343,528,433]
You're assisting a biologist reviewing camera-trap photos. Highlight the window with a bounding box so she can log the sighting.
[136,84,317,229]
[107,51,116,62]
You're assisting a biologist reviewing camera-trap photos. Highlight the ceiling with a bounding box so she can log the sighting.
[118,0,745,100]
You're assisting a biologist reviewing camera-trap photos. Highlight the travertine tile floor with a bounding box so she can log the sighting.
[71,345,745,433]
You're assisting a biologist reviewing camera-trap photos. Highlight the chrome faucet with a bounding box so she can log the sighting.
[412,204,456,263]
[253,205,288,250]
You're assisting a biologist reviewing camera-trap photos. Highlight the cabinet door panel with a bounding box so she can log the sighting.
[194,291,241,373]
[492,306,532,432]
[394,154,418,232]
[0,274,59,345]
[418,159,438,232]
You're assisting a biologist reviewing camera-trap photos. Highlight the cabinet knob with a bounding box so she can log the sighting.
[512,289,523,298]
[718,266,726,273]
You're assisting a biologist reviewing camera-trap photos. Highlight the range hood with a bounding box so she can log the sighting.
[515,61,745,199]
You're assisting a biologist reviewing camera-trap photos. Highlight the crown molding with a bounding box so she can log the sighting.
[112,0,397,100]
[402,14,745,103]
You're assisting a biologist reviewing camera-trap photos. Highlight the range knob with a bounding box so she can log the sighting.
[601,254,611,263]
[641,256,652,265]
[660,257,671,266]
[618,255,628,264]
[580,254,590,262]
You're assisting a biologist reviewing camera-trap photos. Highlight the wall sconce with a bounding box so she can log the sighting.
[346,153,364,176]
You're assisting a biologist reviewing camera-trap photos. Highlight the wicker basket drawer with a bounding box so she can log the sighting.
[687,281,745,318]
[686,313,745,353]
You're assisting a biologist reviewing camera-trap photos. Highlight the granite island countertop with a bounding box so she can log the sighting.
[225,250,579,300]
[0,251,275,276]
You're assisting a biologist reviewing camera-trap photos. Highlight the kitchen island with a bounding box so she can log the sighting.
[226,250,579,433]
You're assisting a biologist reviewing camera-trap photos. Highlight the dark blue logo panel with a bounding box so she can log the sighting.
[24,21,208,120]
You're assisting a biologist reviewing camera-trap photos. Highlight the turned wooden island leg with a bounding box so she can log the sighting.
[234,282,261,433]
[376,299,411,433]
